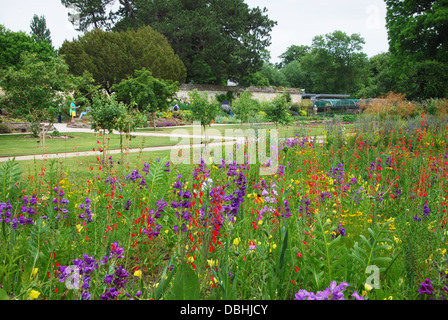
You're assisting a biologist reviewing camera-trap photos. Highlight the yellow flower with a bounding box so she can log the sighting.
[32,268,38,277]
[364,283,373,292]
[187,256,195,263]
[134,270,142,278]
[76,224,83,233]
[207,259,217,267]
[272,243,277,250]
[29,290,40,300]
[233,238,240,246]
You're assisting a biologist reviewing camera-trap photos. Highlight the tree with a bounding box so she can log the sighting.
[0,53,75,148]
[61,0,115,32]
[112,68,179,131]
[188,89,219,133]
[263,93,292,127]
[399,60,448,100]
[0,24,56,70]
[385,0,448,98]
[277,45,310,69]
[111,0,276,85]
[90,92,126,160]
[280,60,313,91]
[301,30,369,94]
[30,15,52,45]
[356,52,396,98]
[259,63,288,87]
[59,26,186,93]
[233,89,258,124]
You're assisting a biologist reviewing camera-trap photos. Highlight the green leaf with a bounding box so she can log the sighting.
[0,289,9,300]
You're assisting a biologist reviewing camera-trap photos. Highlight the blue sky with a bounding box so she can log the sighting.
[0,0,389,63]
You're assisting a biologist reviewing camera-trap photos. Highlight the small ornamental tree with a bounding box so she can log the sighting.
[90,92,127,160]
[112,68,179,131]
[233,89,258,125]
[264,93,292,128]
[0,53,75,148]
[115,105,146,165]
[188,89,219,133]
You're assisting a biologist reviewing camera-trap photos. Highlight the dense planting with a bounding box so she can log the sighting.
[0,113,447,301]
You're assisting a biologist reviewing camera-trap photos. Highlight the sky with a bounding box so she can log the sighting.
[0,0,390,64]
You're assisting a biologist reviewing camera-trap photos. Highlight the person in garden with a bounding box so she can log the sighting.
[70,101,80,121]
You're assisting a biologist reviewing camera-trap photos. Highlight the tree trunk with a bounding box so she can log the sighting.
[152,112,156,131]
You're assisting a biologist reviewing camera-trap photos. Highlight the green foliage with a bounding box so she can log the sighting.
[385,0,448,99]
[0,123,11,134]
[277,45,311,69]
[61,0,114,32]
[90,92,126,133]
[233,90,258,124]
[0,24,56,70]
[0,53,75,140]
[112,0,277,85]
[263,93,292,127]
[259,63,288,87]
[29,15,52,45]
[302,30,369,95]
[399,60,448,100]
[356,53,396,98]
[112,68,179,130]
[188,89,219,130]
[0,159,22,202]
[59,26,186,93]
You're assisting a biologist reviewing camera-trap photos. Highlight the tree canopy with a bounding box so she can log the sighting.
[385,0,448,99]
[302,31,369,95]
[30,15,52,45]
[59,26,186,93]
[0,53,76,143]
[61,0,114,32]
[90,0,277,85]
[112,68,179,130]
[0,24,56,70]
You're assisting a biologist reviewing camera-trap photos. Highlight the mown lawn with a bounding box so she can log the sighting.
[0,132,180,157]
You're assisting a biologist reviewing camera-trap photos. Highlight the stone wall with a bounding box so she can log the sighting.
[176,84,302,105]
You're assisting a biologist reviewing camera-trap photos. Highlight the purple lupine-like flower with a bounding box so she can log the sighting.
[110,242,125,259]
[418,279,434,295]
[423,203,431,217]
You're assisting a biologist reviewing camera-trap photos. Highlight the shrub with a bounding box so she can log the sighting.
[0,123,11,134]
[359,92,421,119]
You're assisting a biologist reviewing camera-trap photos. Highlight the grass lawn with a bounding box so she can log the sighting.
[0,132,181,157]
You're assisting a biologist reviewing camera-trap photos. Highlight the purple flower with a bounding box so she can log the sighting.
[418,278,434,295]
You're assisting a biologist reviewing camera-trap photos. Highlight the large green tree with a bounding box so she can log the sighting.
[277,45,310,69]
[0,53,77,147]
[59,26,186,93]
[356,52,396,98]
[301,30,369,94]
[30,15,52,45]
[0,24,56,70]
[111,0,276,85]
[385,0,448,99]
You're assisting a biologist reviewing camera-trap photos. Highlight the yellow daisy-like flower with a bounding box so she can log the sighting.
[134,270,142,278]
[29,290,40,300]
[233,238,240,246]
